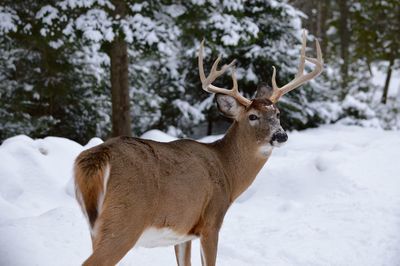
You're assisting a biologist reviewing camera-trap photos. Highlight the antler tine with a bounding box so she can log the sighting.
[270,30,324,103]
[198,40,207,86]
[295,30,307,78]
[199,40,235,90]
[198,40,252,107]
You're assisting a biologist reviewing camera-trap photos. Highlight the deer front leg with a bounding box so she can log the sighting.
[200,230,219,266]
[174,241,192,266]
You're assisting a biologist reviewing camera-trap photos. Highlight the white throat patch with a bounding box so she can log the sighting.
[259,144,273,157]
[271,140,286,147]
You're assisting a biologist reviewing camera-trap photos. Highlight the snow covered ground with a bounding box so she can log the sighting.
[1,125,400,266]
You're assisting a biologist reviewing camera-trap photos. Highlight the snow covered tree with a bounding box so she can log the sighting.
[164,0,314,134]
[1,0,343,141]
[0,2,110,143]
[0,0,180,141]
[291,0,400,130]
[351,0,400,104]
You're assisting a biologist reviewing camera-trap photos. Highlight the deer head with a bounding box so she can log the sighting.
[198,31,323,152]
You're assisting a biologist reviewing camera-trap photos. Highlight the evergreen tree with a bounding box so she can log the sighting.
[5,0,395,141]
[0,1,109,143]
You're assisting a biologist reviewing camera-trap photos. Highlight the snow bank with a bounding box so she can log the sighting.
[0,126,400,265]
[141,129,177,142]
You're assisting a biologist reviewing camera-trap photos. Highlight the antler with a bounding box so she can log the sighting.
[269,30,323,103]
[198,40,252,107]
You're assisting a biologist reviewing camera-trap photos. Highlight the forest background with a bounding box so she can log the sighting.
[1,0,399,144]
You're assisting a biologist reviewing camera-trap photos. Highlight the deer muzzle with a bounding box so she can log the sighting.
[271,131,288,144]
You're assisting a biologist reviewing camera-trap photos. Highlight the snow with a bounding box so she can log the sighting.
[74,9,113,42]
[58,0,114,10]
[208,13,259,46]
[173,99,205,124]
[342,95,375,117]
[0,6,19,34]
[36,5,59,25]
[1,125,400,265]
[141,129,177,143]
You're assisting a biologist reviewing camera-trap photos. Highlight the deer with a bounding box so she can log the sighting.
[74,31,323,266]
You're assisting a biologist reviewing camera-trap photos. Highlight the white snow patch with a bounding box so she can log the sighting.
[140,129,177,142]
[0,7,19,34]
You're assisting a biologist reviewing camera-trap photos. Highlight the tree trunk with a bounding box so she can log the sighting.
[338,0,349,96]
[319,0,330,57]
[381,57,394,104]
[110,0,131,137]
[207,116,213,135]
[366,59,373,76]
[317,1,322,37]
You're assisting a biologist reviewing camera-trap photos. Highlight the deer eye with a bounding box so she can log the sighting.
[248,114,259,121]
[276,113,280,119]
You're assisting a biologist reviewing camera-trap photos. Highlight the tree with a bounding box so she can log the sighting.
[0,2,109,143]
[172,0,312,133]
[351,0,400,104]
[0,0,179,140]
[3,0,346,141]
[338,0,349,92]
[109,0,131,136]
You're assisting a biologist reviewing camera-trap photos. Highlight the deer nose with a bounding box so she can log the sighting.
[272,131,288,143]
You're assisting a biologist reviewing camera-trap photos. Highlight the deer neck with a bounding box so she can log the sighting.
[213,121,271,201]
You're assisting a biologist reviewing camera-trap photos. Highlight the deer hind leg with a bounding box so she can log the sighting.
[174,241,192,266]
[83,207,146,266]
[200,230,219,266]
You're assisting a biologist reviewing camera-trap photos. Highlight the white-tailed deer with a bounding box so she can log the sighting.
[74,31,323,266]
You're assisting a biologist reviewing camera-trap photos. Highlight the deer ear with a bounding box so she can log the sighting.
[216,94,245,120]
[255,82,273,99]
